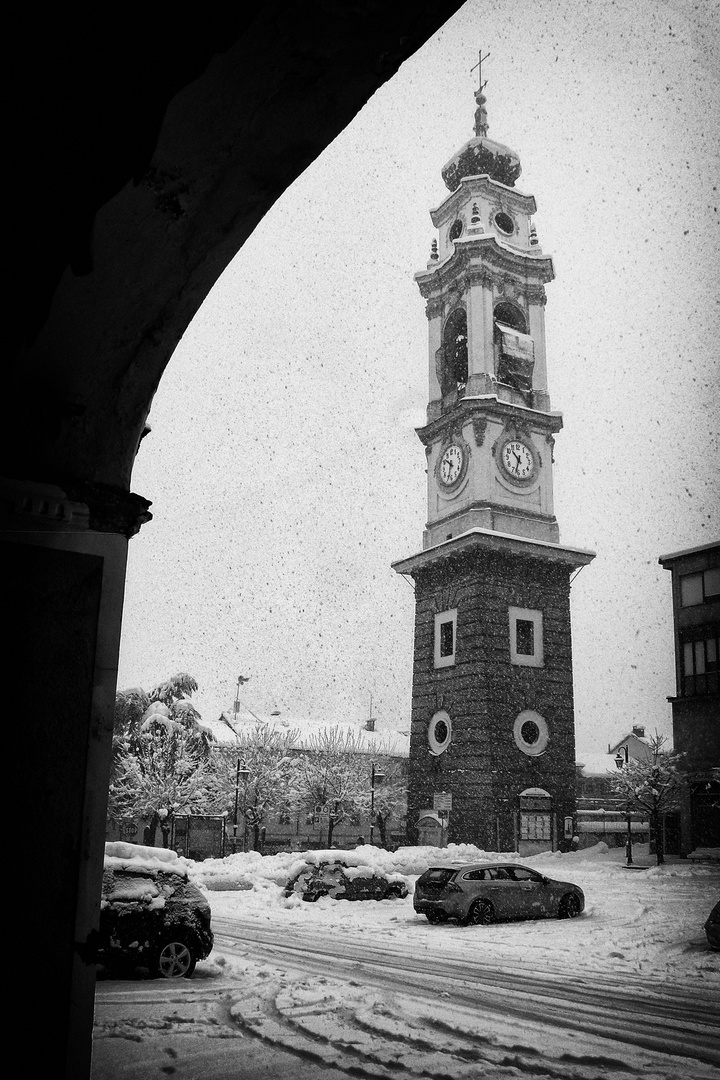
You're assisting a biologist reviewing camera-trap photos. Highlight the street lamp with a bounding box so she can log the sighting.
[369,763,385,846]
[232,760,251,853]
[613,753,634,866]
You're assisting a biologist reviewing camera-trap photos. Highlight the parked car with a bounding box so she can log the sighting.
[413,862,585,925]
[99,842,213,977]
[705,900,720,949]
[284,859,409,903]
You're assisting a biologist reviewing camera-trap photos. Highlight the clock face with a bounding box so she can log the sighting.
[438,443,465,486]
[500,439,536,482]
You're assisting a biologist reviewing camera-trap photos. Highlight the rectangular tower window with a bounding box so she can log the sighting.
[516,619,535,656]
[509,607,544,668]
[434,609,457,668]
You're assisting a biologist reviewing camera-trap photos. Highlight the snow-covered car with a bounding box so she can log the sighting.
[413,862,584,925]
[98,842,213,977]
[705,900,720,949]
[284,859,409,903]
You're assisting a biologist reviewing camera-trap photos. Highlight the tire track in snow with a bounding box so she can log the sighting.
[214,918,720,1077]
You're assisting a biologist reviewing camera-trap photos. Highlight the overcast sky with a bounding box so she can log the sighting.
[117,0,719,755]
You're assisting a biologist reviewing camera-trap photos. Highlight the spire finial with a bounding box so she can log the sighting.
[470,49,490,137]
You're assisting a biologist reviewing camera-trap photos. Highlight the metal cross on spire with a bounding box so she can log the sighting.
[470,49,490,93]
[470,49,490,137]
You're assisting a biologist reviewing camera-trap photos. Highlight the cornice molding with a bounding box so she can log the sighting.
[430,174,537,226]
[416,397,563,446]
[417,240,552,303]
[0,477,152,538]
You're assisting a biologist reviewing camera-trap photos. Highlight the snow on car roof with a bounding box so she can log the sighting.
[104,841,191,878]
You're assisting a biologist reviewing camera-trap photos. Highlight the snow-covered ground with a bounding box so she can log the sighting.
[193,841,719,985]
[93,842,720,1080]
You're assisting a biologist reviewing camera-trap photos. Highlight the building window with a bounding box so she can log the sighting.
[682,631,719,696]
[509,607,544,667]
[680,568,720,607]
[434,609,457,668]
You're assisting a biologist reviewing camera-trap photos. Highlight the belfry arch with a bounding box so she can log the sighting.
[493,299,528,334]
[441,306,469,396]
[3,6,463,1076]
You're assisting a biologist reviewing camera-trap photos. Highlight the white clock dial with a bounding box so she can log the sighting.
[439,443,464,485]
[501,439,535,481]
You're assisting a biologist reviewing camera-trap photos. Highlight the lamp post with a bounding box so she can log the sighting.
[232,760,251,853]
[625,810,634,866]
[369,762,385,846]
[614,752,633,866]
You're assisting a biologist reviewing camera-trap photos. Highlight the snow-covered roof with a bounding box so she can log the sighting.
[576,753,619,777]
[201,711,410,758]
[608,731,649,753]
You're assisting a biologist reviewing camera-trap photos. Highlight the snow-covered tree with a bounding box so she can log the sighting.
[296,728,361,847]
[108,673,218,845]
[293,727,402,847]
[368,755,408,848]
[610,731,686,865]
[214,720,302,851]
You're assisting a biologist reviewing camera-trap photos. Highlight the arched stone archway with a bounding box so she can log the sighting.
[3,6,464,1075]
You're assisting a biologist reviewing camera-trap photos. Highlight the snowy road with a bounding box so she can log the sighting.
[92,844,720,1079]
[213,916,720,1078]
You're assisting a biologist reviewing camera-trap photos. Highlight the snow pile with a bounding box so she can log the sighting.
[104,841,191,878]
[191,841,608,894]
[187,841,719,985]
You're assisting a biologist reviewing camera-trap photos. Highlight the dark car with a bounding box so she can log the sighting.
[99,843,213,977]
[413,862,585,925]
[705,900,720,949]
[284,859,409,903]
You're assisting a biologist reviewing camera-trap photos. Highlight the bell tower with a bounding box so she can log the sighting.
[393,64,595,855]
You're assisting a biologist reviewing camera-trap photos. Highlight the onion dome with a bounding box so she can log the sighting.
[441,87,521,192]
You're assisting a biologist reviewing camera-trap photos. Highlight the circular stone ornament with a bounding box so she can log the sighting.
[513,710,549,756]
[428,710,452,756]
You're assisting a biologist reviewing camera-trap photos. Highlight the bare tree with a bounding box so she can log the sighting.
[610,731,686,865]
[369,756,407,848]
[294,727,372,847]
[215,721,302,850]
[293,728,408,848]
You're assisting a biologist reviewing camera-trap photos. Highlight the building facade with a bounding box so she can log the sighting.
[393,76,594,854]
[659,542,720,855]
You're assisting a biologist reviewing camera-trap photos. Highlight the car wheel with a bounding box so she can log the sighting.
[466,899,494,926]
[558,894,581,919]
[426,910,448,924]
[151,940,197,978]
